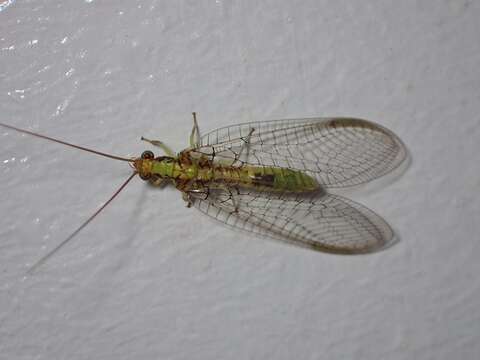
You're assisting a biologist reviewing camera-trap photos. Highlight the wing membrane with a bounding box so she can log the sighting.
[193,187,394,254]
[198,118,407,188]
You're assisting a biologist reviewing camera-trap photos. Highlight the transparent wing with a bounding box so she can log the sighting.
[192,187,394,254]
[198,118,407,188]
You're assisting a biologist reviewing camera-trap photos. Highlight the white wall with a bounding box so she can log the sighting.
[1,1,479,359]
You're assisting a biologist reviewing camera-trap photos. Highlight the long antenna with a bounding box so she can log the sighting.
[26,172,138,274]
[0,122,134,163]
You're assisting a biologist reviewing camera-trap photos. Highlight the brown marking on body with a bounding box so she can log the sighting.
[251,172,275,187]
[197,155,212,168]
[178,150,192,166]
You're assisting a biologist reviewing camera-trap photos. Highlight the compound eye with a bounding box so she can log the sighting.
[141,150,154,160]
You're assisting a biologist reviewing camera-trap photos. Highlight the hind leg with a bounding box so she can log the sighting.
[235,127,255,163]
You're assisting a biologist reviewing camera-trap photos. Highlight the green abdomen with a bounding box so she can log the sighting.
[205,165,319,193]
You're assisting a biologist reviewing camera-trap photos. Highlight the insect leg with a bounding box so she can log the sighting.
[191,182,240,213]
[176,179,209,207]
[189,112,201,149]
[149,174,169,187]
[225,186,240,213]
[176,179,199,207]
[181,192,193,207]
[235,127,255,163]
[140,137,175,156]
[182,187,210,207]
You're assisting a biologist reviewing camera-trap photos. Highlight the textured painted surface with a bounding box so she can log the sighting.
[1,1,479,359]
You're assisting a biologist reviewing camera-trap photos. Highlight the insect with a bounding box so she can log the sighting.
[1,113,407,273]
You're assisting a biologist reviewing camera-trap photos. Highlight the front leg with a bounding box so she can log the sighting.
[175,179,209,208]
[148,175,169,187]
[141,136,176,157]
